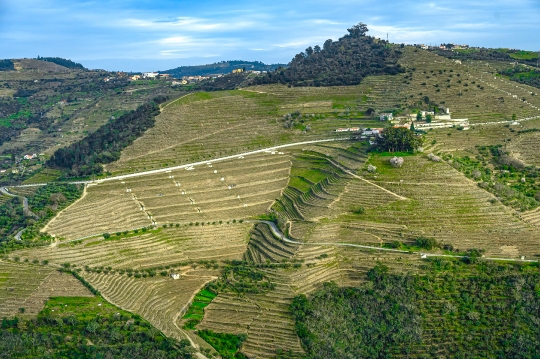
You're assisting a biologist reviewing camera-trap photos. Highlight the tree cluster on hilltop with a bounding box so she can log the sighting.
[48,96,168,177]
[251,23,404,87]
[0,59,15,71]
[36,56,85,69]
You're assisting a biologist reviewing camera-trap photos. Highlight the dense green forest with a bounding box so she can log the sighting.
[0,296,194,359]
[163,60,283,78]
[252,23,403,87]
[0,183,82,249]
[290,260,540,358]
[36,56,85,69]
[0,60,15,71]
[500,65,540,90]
[48,96,168,177]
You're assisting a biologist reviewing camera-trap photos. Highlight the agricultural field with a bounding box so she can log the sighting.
[18,224,251,269]
[45,152,290,239]
[5,46,540,358]
[0,261,91,319]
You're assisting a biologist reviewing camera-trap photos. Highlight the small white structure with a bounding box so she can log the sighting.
[170,273,180,280]
[143,72,159,78]
[380,113,393,121]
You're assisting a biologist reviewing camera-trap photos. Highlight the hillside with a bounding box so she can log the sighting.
[3,25,540,359]
[0,64,182,185]
[162,60,284,78]
[252,23,403,87]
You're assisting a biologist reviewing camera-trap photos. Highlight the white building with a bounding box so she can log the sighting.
[143,72,159,78]
[380,113,393,121]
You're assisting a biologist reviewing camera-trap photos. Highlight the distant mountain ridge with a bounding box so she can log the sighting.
[161,60,285,78]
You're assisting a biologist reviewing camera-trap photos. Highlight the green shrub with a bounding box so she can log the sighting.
[415,236,439,250]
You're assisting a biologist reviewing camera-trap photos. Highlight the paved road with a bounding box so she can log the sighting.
[0,186,16,197]
[1,186,38,240]
[9,138,348,188]
[248,220,539,263]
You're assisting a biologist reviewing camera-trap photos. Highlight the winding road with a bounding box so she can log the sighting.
[9,138,349,189]
[1,186,39,240]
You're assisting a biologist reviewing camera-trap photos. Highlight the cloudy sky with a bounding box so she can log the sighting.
[0,0,539,71]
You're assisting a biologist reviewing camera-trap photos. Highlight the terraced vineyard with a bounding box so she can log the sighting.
[0,261,91,318]
[83,270,217,344]
[357,154,540,257]
[44,180,151,239]
[508,129,540,166]
[6,46,540,359]
[45,152,290,239]
[271,142,368,223]
[19,224,251,269]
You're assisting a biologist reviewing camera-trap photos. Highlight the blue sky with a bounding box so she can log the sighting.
[1,0,539,71]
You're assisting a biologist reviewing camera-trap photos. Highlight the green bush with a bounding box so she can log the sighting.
[415,236,439,250]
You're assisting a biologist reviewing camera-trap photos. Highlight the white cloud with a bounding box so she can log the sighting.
[119,17,257,32]
[311,19,343,25]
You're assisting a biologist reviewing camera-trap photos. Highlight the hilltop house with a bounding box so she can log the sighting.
[143,72,159,78]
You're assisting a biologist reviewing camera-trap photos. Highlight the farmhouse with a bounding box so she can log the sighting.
[170,273,181,280]
[336,128,350,132]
